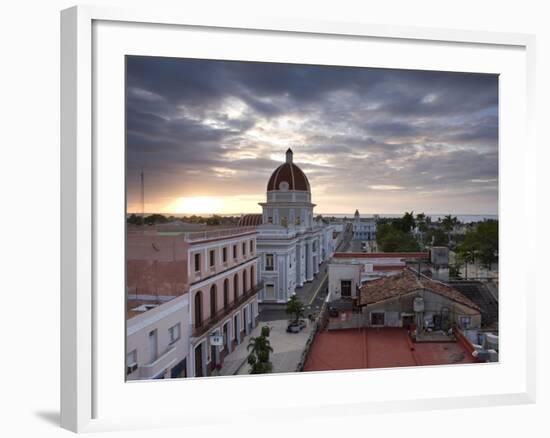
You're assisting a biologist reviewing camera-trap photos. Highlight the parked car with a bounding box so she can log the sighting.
[287,320,306,333]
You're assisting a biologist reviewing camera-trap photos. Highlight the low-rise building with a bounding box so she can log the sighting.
[126,294,189,380]
[327,252,430,302]
[126,225,263,379]
[358,268,481,331]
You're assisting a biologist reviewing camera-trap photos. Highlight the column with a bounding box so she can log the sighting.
[306,240,313,282]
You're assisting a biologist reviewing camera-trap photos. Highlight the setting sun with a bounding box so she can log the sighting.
[172,196,221,214]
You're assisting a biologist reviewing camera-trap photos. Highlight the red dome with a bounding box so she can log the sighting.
[267,149,311,192]
[238,214,262,226]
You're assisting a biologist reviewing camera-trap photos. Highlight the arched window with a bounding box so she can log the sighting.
[223,279,229,308]
[210,284,217,316]
[233,274,239,300]
[194,291,203,327]
[250,265,255,288]
[243,270,247,293]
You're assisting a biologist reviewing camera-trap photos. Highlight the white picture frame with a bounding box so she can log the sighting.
[60,5,536,433]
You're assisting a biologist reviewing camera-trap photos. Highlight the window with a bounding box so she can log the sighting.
[233,244,237,259]
[233,274,239,299]
[194,253,201,272]
[281,217,288,227]
[126,350,137,375]
[209,249,215,268]
[312,241,317,251]
[168,323,181,344]
[249,240,254,253]
[296,216,301,225]
[268,216,273,224]
[341,280,352,297]
[223,279,229,307]
[265,284,275,300]
[371,312,385,326]
[243,270,247,293]
[194,292,203,327]
[210,285,217,316]
[242,241,246,256]
[265,254,274,271]
[459,316,471,329]
[250,266,255,288]
[222,247,227,263]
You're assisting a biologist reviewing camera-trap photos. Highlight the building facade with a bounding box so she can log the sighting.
[186,226,262,377]
[327,252,430,303]
[126,226,262,379]
[253,149,336,303]
[352,209,377,241]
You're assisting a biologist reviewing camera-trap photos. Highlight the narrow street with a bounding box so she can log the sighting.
[259,223,353,321]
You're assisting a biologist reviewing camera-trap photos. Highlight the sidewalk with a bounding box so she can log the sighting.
[216,319,315,376]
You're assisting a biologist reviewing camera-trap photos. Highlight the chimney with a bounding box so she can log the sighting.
[286,148,293,164]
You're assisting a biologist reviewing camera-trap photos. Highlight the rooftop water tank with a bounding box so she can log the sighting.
[413,296,424,312]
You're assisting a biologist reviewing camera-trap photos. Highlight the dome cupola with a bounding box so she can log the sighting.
[267,148,311,192]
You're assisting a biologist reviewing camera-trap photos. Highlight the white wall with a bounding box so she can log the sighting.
[328,262,362,301]
[1,1,547,437]
[126,295,190,380]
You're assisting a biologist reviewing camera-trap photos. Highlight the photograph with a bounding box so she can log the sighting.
[125,56,499,380]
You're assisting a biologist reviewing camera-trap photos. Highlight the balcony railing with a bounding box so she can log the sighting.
[139,345,177,379]
[192,281,264,337]
[185,226,256,243]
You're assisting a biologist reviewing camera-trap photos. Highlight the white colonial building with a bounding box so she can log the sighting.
[352,209,377,241]
[239,149,336,303]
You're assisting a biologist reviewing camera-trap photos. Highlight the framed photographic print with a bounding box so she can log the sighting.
[61,5,536,433]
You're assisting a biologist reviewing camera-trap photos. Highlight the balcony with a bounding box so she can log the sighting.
[139,345,178,379]
[192,281,264,337]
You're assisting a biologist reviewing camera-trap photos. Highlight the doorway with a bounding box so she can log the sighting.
[194,343,203,377]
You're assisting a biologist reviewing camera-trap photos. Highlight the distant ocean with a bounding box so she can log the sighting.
[131,212,498,224]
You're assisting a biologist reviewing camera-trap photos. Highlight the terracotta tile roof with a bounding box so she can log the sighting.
[238,214,263,227]
[358,268,480,311]
[333,252,429,259]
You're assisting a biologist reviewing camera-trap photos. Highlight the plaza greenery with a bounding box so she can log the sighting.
[376,211,421,252]
[247,326,273,374]
[286,294,305,323]
[455,220,498,270]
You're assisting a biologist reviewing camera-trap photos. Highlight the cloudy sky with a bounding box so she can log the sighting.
[126,56,498,216]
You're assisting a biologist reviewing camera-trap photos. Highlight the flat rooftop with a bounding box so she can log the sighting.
[303,328,476,372]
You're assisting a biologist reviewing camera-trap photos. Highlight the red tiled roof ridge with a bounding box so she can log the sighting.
[237,214,262,227]
[359,267,480,311]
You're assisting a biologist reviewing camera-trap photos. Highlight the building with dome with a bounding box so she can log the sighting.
[243,148,336,303]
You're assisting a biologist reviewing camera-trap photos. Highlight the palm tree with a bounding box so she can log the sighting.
[401,211,416,233]
[286,295,305,323]
[247,333,273,374]
[441,214,458,244]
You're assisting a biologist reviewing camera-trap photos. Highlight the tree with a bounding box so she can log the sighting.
[144,213,169,225]
[440,215,458,244]
[286,295,305,323]
[401,211,416,233]
[423,228,447,247]
[376,223,420,252]
[456,220,498,271]
[416,213,428,232]
[247,331,273,374]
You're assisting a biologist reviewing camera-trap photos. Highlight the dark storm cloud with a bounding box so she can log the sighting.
[126,56,498,214]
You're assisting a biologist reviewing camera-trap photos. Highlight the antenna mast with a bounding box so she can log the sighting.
[140,167,145,225]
